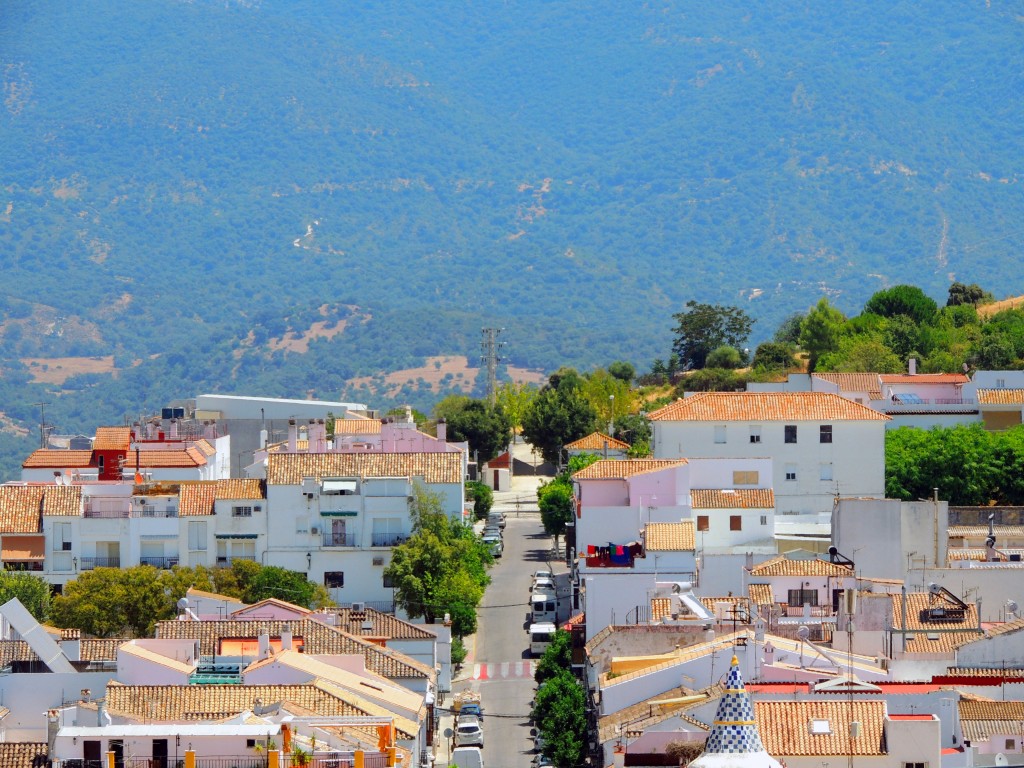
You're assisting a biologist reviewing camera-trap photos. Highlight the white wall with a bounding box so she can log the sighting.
[0,671,114,740]
[833,498,948,580]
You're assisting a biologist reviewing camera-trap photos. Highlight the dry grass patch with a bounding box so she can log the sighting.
[21,355,116,384]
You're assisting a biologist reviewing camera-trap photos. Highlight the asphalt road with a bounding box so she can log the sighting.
[462,516,565,768]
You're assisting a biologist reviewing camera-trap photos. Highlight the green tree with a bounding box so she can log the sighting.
[817,338,903,373]
[581,369,634,430]
[607,361,636,383]
[864,285,939,324]
[434,396,511,463]
[671,301,754,370]
[705,345,743,369]
[751,342,795,371]
[494,381,538,434]
[240,565,331,609]
[521,378,597,467]
[0,572,52,622]
[533,670,587,768]
[465,480,493,519]
[613,412,651,446]
[534,629,573,685]
[676,368,745,393]
[537,480,574,550]
[51,566,172,637]
[886,425,1000,505]
[800,298,846,372]
[773,312,805,344]
[947,282,993,307]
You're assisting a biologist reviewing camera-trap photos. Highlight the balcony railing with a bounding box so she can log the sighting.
[83,505,130,518]
[371,532,408,547]
[783,604,833,618]
[322,531,357,547]
[140,556,180,569]
[3,561,44,572]
[215,555,256,566]
[883,397,977,413]
[138,505,178,518]
[79,557,121,570]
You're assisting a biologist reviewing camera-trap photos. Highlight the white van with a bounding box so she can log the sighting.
[451,746,484,768]
[530,591,557,623]
[529,621,557,657]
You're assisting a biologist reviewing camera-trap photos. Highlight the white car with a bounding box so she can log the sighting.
[455,717,484,748]
[533,569,552,583]
[531,576,554,593]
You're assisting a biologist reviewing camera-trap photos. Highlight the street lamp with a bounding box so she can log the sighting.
[306,552,312,571]
[608,394,615,436]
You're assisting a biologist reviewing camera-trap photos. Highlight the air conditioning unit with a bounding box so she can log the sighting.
[351,602,366,612]
[253,505,262,512]
[372,557,384,566]
[310,526,320,535]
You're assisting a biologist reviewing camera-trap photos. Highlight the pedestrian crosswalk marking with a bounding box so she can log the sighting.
[472,661,534,680]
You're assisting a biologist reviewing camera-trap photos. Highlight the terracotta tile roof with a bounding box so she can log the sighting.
[645,521,696,551]
[565,432,631,451]
[597,685,718,743]
[103,681,411,734]
[959,700,1024,744]
[755,700,886,756]
[334,418,383,435]
[572,459,687,480]
[21,450,94,469]
[748,584,774,606]
[947,667,1024,677]
[0,486,44,533]
[691,489,774,509]
[977,388,1024,405]
[890,593,982,653]
[0,638,121,666]
[982,617,1024,637]
[122,451,206,469]
[812,373,883,399]
[948,525,1024,539]
[0,743,47,768]
[41,485,82,516]
[93,427,131,450]
[326,608,436,640]
[232,597,311,617]
[701,596,752,620]
[748,556,852,578]
[178,482,216,516]
[880,373,970,385]
[650,597,672,622]
[214,479,265,500]
[266,453,462,485]
[154,620,432,680]
[947,548,1024,562]
[648,391,891,422]
[192,439,216,457]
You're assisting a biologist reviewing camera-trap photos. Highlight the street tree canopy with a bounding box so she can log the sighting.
[533,670,587,768]
[799,298,846,372]
[521,373,597,466]
[433,395,511,463]
[0,572,52,622]
[670,301,754,370]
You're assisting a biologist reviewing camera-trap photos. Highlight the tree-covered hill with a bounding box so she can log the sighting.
[0,1,1021,477]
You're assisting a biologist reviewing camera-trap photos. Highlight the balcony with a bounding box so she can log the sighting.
[80,557,121,570]
[83,503,130,519]
[783,604,833,618]
[3,561,44,572]
[321,531,357,548]
[371,532,408,547]
[882,396,977,413]
[140,556,180,569]
[137,505,178,518]
[216,555,256,566]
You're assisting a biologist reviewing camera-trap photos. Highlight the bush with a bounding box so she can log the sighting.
[451,636,468,666]
[465,481,493,519]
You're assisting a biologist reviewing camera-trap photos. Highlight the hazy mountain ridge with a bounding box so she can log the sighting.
[0,0,1021,476]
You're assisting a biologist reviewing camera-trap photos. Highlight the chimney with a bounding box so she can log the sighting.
[281,627,293,651]
[287,419,297,453]
[612,742,625,768]
[258,631,271,659]
[47,710,60,757]
[908,357,917,375]
[315,419,327,452]
[436,418,446,443]
[169,419,179,440]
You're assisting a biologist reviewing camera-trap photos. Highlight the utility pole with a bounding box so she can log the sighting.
[33,402,50,449]
[480,327,506,407]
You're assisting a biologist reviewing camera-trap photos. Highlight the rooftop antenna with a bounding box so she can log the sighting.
[33,402,51,449]
[480,327,506,407]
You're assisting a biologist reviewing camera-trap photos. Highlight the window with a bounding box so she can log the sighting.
[295,517,309,534]
[749,426,761,444]
[732,470,759,485]
[997,378,1006,389]
[383,573,395,588]
[729,515,742,531]
[819,425,833,444]
[903,763,927,768]
[97,455,105,473]
[760,515,768,526]
[820,463,833,481]
[188,521,207,551]
[232,505,253,518]
[324,571,345,589]
[697,516,709,532]
[1005,739,1016,751]
[714,425,727,444]
[787,589,818,607]
[784,425,797,443]
[785,464,797,481]
[53,523,72,551]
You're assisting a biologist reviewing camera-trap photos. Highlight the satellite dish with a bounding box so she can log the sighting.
[827,546,838,556]
[176,597,190,612]
[1007,600,1019,615]
[797,625,810,640]
[928,583,942,595]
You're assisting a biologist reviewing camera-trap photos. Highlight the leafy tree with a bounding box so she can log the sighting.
[434,396,511,463]
[885,425,1001,505]
[773,312,805,344]
[51,566,172,637]
[0,572,51,622]
[521,376,597,467]
[240,565,331,609]
[676,368,745,393]
[671,301,754,370]
[565,452,601,478]
[883,315,924,362]
[537,480,574,550]
[627,439,651,458]
[613,412,651,446]
[864,285,938,324]
[947,282,993,307]
[534,629,573,685]
[465,480,493,519]
[533,670,587,768]
[817,338,903,373]
[800,298,846,372]
[705,345,743,369]
[581,369,634,430]
[971,335,1017,369]
[752,342,795,371]
[494,381,538,434]
[607,361,636,383]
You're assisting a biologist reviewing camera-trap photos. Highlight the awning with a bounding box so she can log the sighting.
[214,533,259,540]
[2,536,45,561]
[320,511,358,517]
[322,480,357,494]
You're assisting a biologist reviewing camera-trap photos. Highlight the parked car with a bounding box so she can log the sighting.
[531,576,554,593]
[482,534,502,557]
[455,717,484,748]
[487,512,506,529]
[450,746,484,768]
[482,524,502,539]
[459,702,483,721]
[532,753,552,768]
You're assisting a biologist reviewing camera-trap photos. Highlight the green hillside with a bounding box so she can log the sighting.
[0,1,1021,476]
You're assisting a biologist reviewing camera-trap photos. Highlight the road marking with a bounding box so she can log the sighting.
[473,661,533,680]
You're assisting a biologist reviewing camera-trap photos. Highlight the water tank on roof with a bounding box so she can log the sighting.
[161,408,174,419]
[173,407,185,418]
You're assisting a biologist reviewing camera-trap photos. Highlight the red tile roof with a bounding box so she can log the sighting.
[812,373,883,399]
[977,389,1024,405]
[267,453,462,485]
[565,432,631,451]
[880,374,969,384]
[0,486,44,533]
[691,489,774,509]
[21,450,94,469]
[648,392,891,422]
[93,427,132,450]
[572,459,686,480]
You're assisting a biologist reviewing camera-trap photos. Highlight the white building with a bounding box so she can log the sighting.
[650,392,889,518]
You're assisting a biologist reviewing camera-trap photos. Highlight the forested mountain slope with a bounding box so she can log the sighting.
[0,1,1021,477]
